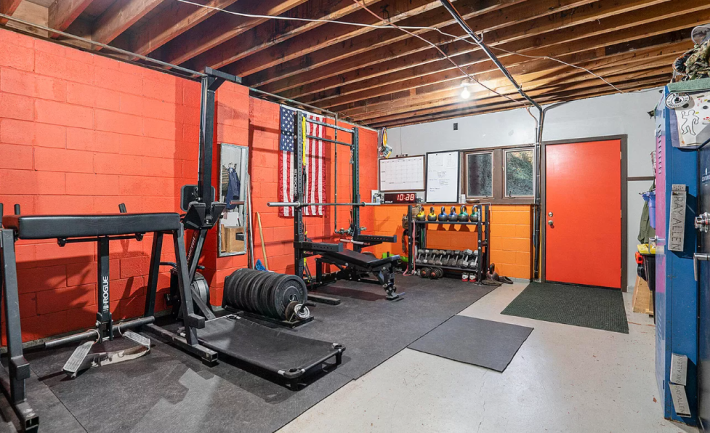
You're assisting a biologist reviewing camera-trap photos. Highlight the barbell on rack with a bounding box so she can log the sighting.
[267,201,380,208]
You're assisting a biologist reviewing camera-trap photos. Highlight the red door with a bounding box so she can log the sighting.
[545,140,622,289]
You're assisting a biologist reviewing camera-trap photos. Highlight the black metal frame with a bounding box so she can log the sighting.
[0,207,202,432]
[289,112,399,300]
[406,203,491,283]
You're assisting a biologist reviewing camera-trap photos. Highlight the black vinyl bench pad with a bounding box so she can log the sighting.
[323,248,399,269]
[2,213,181,240]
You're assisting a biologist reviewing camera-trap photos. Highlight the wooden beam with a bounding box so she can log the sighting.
[321,29,690,111]
[286,0,670,102]
[0,0,22,25]
[206,0,524,78]
[246,0,585,90]
[128,0,241,56]
[222,0,446,79]
[368,75,669,127]
[318,2,705,111]
[48,0,92,35]
[185,0,381,71]
[368,79,668,127]
[92,0,164,46]
[159,0,309,67]
[346,60,674,120]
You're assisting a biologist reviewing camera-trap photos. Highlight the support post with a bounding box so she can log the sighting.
[0,229,37,431]
[145,232,164,317]
[96,237,112,340]
[352,127,361,252]
[294,112,305,279]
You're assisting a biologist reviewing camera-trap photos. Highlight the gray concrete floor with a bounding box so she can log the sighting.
[278,282,697,433]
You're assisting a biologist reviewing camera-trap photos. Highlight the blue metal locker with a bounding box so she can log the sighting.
[655,87,698,424]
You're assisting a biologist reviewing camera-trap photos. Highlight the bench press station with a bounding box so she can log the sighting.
[268,112,402,302]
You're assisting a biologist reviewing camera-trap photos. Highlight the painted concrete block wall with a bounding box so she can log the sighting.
[0,28,377,341]
[388,90,662,289]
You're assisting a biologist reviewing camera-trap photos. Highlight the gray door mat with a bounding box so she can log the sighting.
[409,315,533,372]
[501,282,629,334]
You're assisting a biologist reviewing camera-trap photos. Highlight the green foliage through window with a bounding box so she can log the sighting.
[505,150,533,197]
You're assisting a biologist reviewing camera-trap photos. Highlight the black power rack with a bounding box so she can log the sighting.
[406,204,491,282]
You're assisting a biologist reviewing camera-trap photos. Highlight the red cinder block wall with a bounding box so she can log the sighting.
[0,28,378,342]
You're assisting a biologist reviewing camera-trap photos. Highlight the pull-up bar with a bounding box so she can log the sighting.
[307,135,352,147]
[306,118,354,133]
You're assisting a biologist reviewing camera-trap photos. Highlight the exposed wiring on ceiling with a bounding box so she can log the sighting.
[176,0,471,43]
[176,0,627,104]
[488,46,625,94]
[350,0,527,108]
[176,0,526,108]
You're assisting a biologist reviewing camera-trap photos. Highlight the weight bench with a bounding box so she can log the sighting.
[0,205,206,432]
[315,247,401,301]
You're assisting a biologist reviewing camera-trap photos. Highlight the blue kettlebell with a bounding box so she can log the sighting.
[449,206,458,222]
[438,206,448,222]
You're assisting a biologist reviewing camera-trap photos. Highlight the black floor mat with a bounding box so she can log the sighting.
[197,316,342,376]
[408,316,532,372]
[501,282,629,334]
[0,276,494,433]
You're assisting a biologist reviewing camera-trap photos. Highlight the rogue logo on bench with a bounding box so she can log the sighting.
[102,276,110,312]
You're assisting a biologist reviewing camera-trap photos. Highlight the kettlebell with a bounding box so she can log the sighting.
[416,208,426,221]
[449,206,458,222]
[469,206,479,222]
[458,205,469,222]
[427,206,437,222]
[438,206,448,222]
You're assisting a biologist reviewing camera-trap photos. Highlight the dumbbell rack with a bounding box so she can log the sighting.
[406,204,490,283]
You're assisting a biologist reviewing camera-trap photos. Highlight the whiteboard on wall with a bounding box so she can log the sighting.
[426,151,460,203]
[378,156,426,191]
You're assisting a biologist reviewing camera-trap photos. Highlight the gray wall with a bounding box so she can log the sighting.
[389,88,664,290]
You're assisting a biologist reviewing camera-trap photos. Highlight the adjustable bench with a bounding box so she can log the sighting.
[315,247,401,300]
[0,205,206,432]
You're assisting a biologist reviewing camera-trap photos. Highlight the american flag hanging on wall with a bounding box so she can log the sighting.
[278,105,325,217]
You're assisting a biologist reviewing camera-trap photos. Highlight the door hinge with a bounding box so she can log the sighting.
[620,151,622,160]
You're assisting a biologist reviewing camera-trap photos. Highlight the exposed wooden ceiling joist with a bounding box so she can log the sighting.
[0,0,23,25]
[92,0,164,46]
[0,0,693,126]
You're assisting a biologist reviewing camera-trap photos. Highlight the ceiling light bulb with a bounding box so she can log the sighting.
[461,87,471,99]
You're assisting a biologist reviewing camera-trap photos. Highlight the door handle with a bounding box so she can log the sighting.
[696,212,710,232]
[694,253,710,281]
[548,220,553,227]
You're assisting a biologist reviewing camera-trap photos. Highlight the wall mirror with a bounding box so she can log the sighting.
[219,143,248,257]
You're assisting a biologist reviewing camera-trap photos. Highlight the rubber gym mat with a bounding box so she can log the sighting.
[408,315,532,372]
[501,282,629,334]
[8,276,495,433]
[197,316,342,376]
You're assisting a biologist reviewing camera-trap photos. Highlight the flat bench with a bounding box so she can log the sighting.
[0,208,204,432]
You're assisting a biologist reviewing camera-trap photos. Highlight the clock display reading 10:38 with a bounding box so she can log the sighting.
[383,193,416,203]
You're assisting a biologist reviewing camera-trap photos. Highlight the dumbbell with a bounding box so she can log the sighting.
[415,248,426,264]
[468,250,479,269]
[430,250,442,266]
[461,249,473,268]
[420,267,431,278]
[422,249,433,264]
[429,267,442,279]
[447,250,461,266]
[437,250,448,266]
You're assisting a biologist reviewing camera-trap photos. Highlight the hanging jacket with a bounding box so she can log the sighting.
[225,167,241,210]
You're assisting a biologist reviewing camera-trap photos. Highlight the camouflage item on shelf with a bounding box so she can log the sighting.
[675,40,710,81]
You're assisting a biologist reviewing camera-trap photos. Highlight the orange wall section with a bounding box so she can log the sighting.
[0,28,378,342]
[372,204,532,279]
